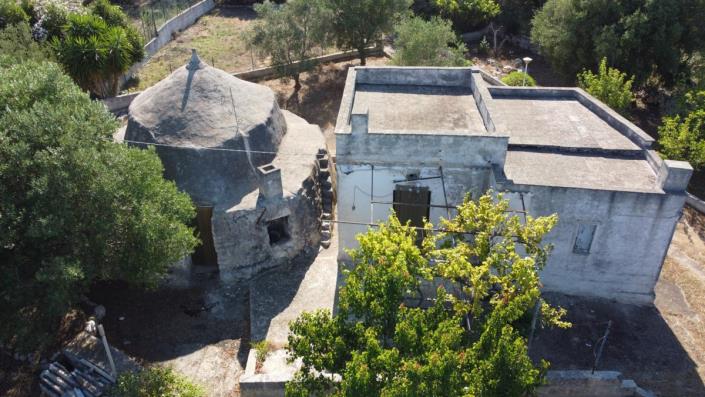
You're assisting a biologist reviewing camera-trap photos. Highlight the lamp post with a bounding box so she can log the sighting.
[522,57,533,86]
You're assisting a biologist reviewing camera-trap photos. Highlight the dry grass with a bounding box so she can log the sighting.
[128,7,264,92]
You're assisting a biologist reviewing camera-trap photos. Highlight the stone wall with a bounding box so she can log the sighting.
[118,0,216,88]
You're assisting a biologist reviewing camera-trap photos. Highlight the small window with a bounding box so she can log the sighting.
[573,224,597,254]
[267,217,290,245]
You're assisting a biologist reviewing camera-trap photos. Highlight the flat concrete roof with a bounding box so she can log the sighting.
[504,150,662,193]
[352,84,486,134]
[489,96,641,151]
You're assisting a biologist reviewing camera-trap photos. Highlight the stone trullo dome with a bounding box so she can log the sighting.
[124,50,328,282]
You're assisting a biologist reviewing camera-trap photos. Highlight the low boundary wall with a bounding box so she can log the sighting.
[106,47,385,114]
[119,0,217,88]
[686,192,705,214]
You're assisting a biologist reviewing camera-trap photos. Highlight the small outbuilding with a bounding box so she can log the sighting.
[125,50,327,280]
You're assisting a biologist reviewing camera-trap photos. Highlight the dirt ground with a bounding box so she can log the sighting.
[531,207,705,397]
[87,279,250,396]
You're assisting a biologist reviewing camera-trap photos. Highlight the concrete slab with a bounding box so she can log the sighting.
[352,84,486,134]
[504,150,662,193]
[490,96,640,151]
[249,240,339,348]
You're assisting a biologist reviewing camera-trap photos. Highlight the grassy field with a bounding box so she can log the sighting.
[127,7,265,92]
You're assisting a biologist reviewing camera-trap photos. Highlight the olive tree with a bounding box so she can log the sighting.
[247,0,329,91]
[285,193,569,397]
[324,0,412,65]
[0,61,198,352]
[391,16,469,67]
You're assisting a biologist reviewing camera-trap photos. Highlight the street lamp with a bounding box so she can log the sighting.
[522,57,533,86]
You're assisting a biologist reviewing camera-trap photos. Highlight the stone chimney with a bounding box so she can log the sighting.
[257,163,290,220]
[258,163,283,200]
[658,160,693,192]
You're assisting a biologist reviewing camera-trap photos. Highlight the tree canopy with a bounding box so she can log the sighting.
[391,16,468,67]
[531,0,705,87]
[659,90,705,170]
[325,0,412,65]
[577,58,635,115]
[434,0,500,30]
[247,0,329,91]
[0,22,54,67]
[0,61,197,351]
[285,193,568,397]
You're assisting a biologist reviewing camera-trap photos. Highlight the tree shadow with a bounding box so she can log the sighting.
[531,292,705,397]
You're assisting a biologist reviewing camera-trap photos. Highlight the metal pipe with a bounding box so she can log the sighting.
[97,324,117,380]
[370,164,375,224]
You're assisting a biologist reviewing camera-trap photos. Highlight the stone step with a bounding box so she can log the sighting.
[320,180,332,190]
[317,158,329,169]
[319,168,330,179]
[317,148,328,156]
[322,212,332,220]
[321,222,331,231]
[321,230,331,240]
[322,190,333,199]
[320,239,331,249]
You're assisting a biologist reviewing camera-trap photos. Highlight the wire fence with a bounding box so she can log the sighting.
[136,0,202,41]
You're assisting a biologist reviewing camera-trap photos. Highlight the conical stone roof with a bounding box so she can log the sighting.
[126,50,286,152]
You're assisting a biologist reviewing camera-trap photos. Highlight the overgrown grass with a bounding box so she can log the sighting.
[127,7,264,92]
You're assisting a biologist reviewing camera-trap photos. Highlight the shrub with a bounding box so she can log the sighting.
[392,16,468,67]
[109,367,204,397]
[92,0,127,27]
[251,340,271,366]
[0,0,30,28]
[659,90,705,170]
[434,0,500,29]
[0,22,54,67]
[577,58,634,114]
[53,9,145,97]
[502,71,536,86]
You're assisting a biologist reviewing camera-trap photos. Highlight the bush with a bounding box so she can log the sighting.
[659,90,705,170]
[92,0,127,27]
[531,0,705,87]
[502,71,536,86]
[434,0,500,30]
[109,367,204,397]
[392,16,468,67]
[0,22,54,67]
[251,340,271,366]
[53,8,145,97]
[0,0,30,28]
[577,58,634,114]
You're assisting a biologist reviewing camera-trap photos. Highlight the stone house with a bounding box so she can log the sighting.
[124,52,328,281]
[334,66,692,304]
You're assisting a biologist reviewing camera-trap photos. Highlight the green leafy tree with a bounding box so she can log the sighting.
[0,0,29,29]
[577,58,634,114]
[0,22,54,67]
[0,61,198,352]
[434,0,500,29]
[285,193,568,396]
[247,0,329,91]
[659,90,705,170]
[502,71,536,86]
[52,0,144,97]
[108,366,205,397]
[531,0,705,87]
[496,0,546,35]
[324,0,412,66]
[392,16,469,67]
